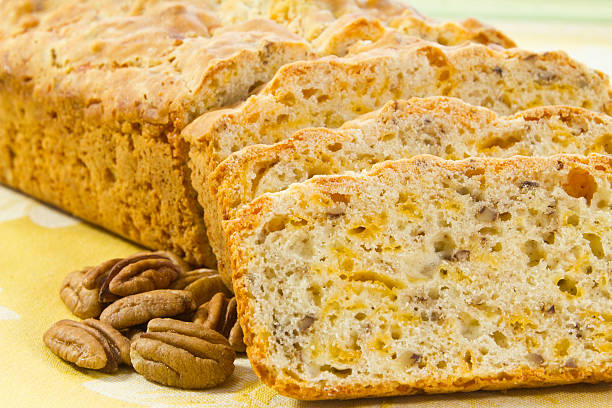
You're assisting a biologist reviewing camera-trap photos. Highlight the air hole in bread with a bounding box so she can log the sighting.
[555,339,571,357]
[460,314,481,340]
[566,214,580,226]
[523,240,546,267]
[583,233,604,258]
[327,142,342,152]
[433,233,456,260]
[592,134,612,154]
[543,231,556,244]
[279,92,296,106]
[480,133,522,150]
[276,113,289,123]
[491,330,509,348]
[320,365,352,378]
[557,277,578,296]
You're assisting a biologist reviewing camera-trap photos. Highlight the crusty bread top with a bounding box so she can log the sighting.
[215,0,514,51]
[184,40,612,175]
[0,1,313,129]
[210,97,612,226]
[0,0,517,131]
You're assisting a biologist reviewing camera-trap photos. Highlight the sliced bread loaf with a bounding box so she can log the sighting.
[227,154,612,399]
[0,3,313,266]
[207,98,612,286]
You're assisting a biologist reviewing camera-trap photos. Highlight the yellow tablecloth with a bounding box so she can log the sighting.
[1,16,611,408]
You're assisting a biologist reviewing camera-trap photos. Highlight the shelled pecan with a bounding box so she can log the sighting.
[43,318,130,373]
[182,273,232,306]
[100,289,197,330]
[95,252,186,302]
[193,293,246,352]
[60,268,103,319]
[131,318,235,389]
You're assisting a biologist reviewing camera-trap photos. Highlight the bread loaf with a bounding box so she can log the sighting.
[207,97,612,286]
[228,154,612,399]
[0,2,313,266]
[0,0,515,266]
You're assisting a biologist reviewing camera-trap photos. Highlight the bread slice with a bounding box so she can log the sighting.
[227,154,612,400]
[0,0,314,266]
[206,98,612,286]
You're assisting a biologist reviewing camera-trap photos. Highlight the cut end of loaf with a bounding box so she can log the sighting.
[230,154,612,400]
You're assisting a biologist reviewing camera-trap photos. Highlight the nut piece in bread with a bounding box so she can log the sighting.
[228,154,612,400]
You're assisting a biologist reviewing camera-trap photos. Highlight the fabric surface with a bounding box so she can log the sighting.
[1,10,611,407]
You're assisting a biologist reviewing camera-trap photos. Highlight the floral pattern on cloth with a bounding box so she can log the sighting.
[0,288,20,320]
[0,187,79,228]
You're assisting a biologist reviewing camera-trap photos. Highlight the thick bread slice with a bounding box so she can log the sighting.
[0,1,313,266]
[227,154,612,400]
[207,98,612,286]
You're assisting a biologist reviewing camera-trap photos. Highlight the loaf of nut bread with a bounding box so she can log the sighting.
[0,0,515,267]
[0,1,315,266]
[207,97,612,286]
[227,154,612,400]
[185,39,612,284]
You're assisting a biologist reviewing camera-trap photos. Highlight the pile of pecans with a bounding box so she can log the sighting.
[44,251,245,389]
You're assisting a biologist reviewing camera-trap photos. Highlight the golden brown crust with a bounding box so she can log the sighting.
[229,154,612,400]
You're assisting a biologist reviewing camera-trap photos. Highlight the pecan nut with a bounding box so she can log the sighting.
[169,268,217,290]
[100,289,196,330]
[81,258,123,292]
[193,293,246,352]
[183,273,232,306]
[43,319,130,373]
[98,251,186,302]
[60,269,103,319]
[131,318,235,389]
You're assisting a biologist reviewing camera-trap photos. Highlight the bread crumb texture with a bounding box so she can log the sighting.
[229,154,612,400]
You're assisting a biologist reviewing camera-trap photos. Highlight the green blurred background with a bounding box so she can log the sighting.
[406,0,612,23]
[404,0,612,75]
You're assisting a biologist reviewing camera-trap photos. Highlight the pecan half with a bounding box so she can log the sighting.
[81,258,122,292]
[183,273,232,306]
[100,290,196,330]
[43,319,130,373]
[169,268,217,290]
[98,252,185,302]
[193,293,245,352]
[60,269,103,319]
[131,318,235,389]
